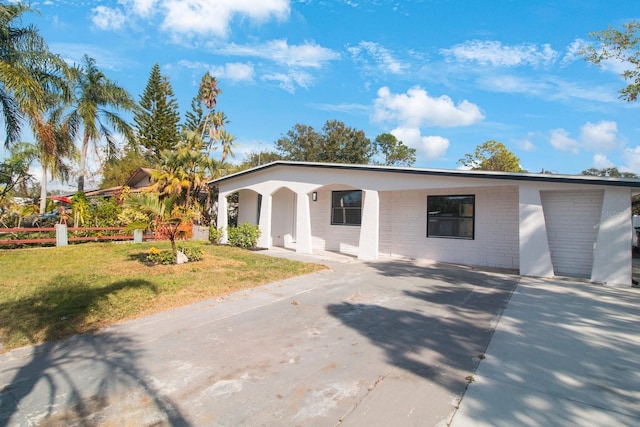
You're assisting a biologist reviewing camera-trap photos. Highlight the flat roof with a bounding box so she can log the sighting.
[209,161,640,189]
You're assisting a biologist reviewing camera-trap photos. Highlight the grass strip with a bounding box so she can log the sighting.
[0,241,325,352]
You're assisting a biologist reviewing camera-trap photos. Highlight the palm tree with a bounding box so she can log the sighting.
[67,55,135,192]
[0,3,70,147]
[150,150,190,201]
[31,108,77,213]
[198,73,221,141]
[216,130,237,162]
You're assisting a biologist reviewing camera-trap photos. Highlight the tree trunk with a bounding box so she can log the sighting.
[39,163,48,214]
[77,133,90,192]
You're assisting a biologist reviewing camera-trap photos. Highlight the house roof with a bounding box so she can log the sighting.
[79,168,157,198]
[125,167,156,188]
[208,161,640,189]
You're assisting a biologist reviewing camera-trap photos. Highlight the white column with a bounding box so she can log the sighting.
[257,193,272,249]
[296,192,313,254]
[592,187,632,286]
[519,185,554,277]
[358,190,379,260]
[217,192,229,244]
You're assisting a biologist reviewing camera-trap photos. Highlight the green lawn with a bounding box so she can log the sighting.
[0,241,325,352]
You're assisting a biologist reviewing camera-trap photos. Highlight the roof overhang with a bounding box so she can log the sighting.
[208,161,640,189]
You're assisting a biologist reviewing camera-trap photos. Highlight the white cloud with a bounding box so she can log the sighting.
[623,146,640,174]
[262,71,313,93]
[215,40,339,68]
[440,40,559,67]
[391,127,449,161]
[348,41,407,74]
[91,6,126,31]
[580,121,619,152]
[561,38,587,65]
[179,60,255,82]
[549,128,580,154]
[219,62,255,82]
[592,153,615,169]
[372,86,484,128]
[106,0,290,38]
[519,139,535,152]
[478,74,617,103]
[159,0,289,38]
[119,0,159,18]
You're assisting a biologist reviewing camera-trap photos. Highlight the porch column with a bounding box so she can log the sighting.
[592,187,632,286]
[258,193,272,249]
[217,191,229,244]
[296,191,313,254]
[519,185,553,277]
[358,189,379,260]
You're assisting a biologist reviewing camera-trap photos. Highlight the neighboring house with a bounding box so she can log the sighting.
[210,161,640,287]
[83,167,156,199]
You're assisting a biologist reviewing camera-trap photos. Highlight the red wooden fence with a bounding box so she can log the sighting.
[0,226,158,246]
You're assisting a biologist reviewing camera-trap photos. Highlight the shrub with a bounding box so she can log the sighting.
[146,246,204,265]
[117,207,151,227]
[181,246,204,261]
[209,226,223,244]
[90,197,122,227]
[227,222,261,249]
[146,247,175,265]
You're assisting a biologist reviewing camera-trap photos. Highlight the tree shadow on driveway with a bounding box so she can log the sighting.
[0,278,191,426]
[326,260,519,395]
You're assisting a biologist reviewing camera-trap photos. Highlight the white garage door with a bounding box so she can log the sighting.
[541,190,603,278]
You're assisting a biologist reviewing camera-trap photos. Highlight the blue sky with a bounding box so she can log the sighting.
[14,0,640,185]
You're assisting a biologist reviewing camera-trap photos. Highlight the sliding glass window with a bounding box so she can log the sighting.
[427,195,475,239]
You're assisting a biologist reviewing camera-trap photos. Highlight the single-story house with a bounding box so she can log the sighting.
[209,161,640,287]
[82,167,156,199]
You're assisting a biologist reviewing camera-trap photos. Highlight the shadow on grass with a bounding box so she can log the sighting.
[127,251,150,264]
[0,277,191,426]
[1,277,159,346]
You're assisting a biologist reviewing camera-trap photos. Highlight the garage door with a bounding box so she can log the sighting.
[540,190,603,278]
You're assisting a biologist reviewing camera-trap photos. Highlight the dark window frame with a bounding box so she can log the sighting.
[427,194,475,240]
[331,190,362,226]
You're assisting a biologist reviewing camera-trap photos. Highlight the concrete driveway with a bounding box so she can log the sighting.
[1,250,518,426]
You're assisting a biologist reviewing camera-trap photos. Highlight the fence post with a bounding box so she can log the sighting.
[191,224,209,241]
[55,224,68,247]
[133,229,143,243]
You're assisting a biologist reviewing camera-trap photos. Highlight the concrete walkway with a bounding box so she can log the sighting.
[1,249,639,426]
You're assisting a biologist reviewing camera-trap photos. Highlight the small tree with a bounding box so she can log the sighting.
[458,140,526,172]
[580,21,640,102]
[125,193,194,258]
[581,167,638,178]
[0,143,36,205]
[275,120,375,164]
[374,133,416,166]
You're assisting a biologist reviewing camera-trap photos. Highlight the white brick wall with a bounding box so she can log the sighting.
[541,190,604,278]
[379,186,520,269]
[309,186,361,257]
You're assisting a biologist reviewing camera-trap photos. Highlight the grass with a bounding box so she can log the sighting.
[0,241,325,353]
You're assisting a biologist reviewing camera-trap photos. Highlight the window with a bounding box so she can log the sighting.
[427,195,475,239]
[331,190,362,225]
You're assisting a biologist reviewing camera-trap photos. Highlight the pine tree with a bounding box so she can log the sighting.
[183,95,205,137]
[134,63,180,162]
